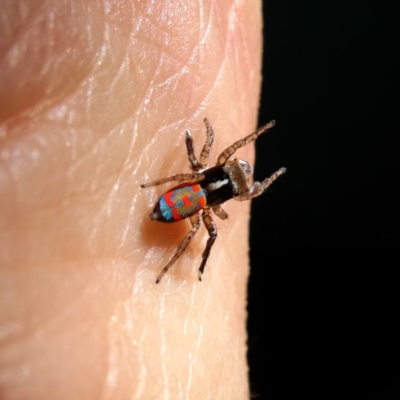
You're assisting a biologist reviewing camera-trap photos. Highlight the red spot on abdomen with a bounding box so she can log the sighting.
[182,194,192,206]
[192,184,201,193]
[164,191,175,207]
[198,197,206,208]
[172,208,182,221]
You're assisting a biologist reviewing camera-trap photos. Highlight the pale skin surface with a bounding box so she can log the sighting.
[0,1,263,399]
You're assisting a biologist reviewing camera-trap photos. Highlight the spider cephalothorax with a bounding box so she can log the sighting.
[141,118,286,283]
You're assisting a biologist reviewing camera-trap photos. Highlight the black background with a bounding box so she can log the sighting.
[248,1,399,399]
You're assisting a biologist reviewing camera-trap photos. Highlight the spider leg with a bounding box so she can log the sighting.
[234,167,286,201]
[216,120,276,165]
[185,117,214,171]
[198,207,217,281]
[156,213,201,283]
[212,205,228,220]
[185,130,202,172]
[141,172,205,188]
[199,118,214,168]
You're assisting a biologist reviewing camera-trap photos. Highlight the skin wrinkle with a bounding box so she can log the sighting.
[159,327,170,400]
[144,3,195,41]
[107,56,131,95]
[96,33,131,92]
[102,12,135,82]
[5,139,66,213]
[84,147,131,235]
[1,266,98,347]
[2,2,104,122]
[133,15,190,57]
[196,11,237,105]
[131,344,146,399]
[0,1,45,59]
[102,313,122,400]
[0,156,17,217]
[75,80,131,134]
[154,43,200,88]
[228,55,254,120]
[141,62,162,115]
[95,10,136,112]
[193,289,208,355]
[115,151,142,250]
[132,5,223,120]
[182,283,196,336]
[133,54,160,118]
[22,301,97,353]
[198,0,207,35]
[66,123,133,201]
[235,26,254,86]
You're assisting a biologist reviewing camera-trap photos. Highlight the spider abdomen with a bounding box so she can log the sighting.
[151,183,206,222]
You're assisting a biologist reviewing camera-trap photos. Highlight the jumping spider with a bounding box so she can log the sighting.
[141,118,286,283]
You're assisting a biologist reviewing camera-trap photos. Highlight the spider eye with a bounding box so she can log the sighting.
[238,159,253,176]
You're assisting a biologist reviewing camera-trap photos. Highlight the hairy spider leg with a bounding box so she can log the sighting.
[200,118,214,168]
[212,205,228,220]
[186,117,214,172]
[235,167,287,201]
[140,172,205,188]
[216,120,276,165]
[156,213,201,283]
[198,207,218,281]
[185,131,202,171]
[260,167,287,192]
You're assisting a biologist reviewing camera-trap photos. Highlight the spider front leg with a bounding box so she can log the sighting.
[200,118,214,168]
[198,207,217,281]
[235,167,286,201]
[156,213,201,283]
[185,118,214,172]
[185,131,202,171]
[217,120,276,165]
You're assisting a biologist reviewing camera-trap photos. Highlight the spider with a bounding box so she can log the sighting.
[141,118,286,283]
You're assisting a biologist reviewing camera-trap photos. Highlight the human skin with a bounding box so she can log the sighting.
[0,1,263,399]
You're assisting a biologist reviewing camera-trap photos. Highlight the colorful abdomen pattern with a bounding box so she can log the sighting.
[158,183,206,222]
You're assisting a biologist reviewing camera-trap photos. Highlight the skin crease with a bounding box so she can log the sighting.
[0,1,263,399]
